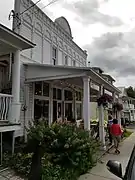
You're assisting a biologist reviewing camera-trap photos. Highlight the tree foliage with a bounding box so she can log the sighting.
[126,86,135,98]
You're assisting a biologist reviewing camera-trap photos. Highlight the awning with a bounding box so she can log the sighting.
[0,23,35,56]
[24,63,121,94]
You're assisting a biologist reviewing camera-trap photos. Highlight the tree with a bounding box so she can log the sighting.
[126,86,135,98]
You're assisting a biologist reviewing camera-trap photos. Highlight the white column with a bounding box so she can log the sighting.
[99,85,106,150]
[117,95,121,125]
[83,77,90,130]
[10,50,21,123]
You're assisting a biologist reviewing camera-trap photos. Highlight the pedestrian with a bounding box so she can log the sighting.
[107,115,113,145]
[110,119,123,154]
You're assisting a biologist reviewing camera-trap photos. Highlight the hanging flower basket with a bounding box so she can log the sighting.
[113,102,123,112]
[97,94,113,107]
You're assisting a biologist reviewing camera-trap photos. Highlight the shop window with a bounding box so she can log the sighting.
[57,89,62,100]
[34,99,42,119]
[34,99,49,121]
[43,82,49,97]
[35,82,42,95]
[64,90,73,100]
[65,103,72,120]
[76,103,82,120]
[42,100,49,120]
[58,103,62,118]
[53,88,57,99]
[76,91,82,101]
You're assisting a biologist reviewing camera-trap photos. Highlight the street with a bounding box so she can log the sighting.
[79,131,135,180]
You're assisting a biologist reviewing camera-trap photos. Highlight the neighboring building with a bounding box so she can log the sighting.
[102,74,115,85]
[118,87,135,122]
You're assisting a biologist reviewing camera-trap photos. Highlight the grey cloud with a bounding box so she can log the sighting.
[62,0,123,27]
[92,32,123,49]
[84,30,135,78]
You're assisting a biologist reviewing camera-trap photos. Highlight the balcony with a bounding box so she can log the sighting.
[123,103,135,110]
[129,104,135,109]
[0,93,13,122]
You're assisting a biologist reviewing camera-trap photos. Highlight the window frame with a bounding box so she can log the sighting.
[72,59,76,66]
[52,46,57,65]
[35,81,50,97]
[64,54,68,65]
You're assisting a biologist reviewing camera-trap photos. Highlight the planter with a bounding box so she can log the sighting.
[97,94,113,107]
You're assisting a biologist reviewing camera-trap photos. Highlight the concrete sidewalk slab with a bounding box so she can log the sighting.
[79,132,135,180]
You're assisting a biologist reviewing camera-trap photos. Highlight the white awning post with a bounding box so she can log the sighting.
[99,85,106,150]
[83,76,90,131]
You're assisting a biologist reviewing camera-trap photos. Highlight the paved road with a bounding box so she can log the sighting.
[79,132,135,180]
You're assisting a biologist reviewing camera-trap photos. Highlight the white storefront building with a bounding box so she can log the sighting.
[0,0,121,153]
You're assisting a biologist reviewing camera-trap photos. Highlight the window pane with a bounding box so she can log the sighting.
[73,60,76,66]
[43,82,49,97]
[64,55,68,65]
[57,89,62,100]
[76,91,81,101]
[53,47,57,58]
[53,58,56,65]
[64,90,73,100]
[34,99,43,120]
[65,103,72,120]
[35,82,42,95]
[58,103,62,118]
[76,103,82,120]
[43,100,49,121]
[53,88,56,99]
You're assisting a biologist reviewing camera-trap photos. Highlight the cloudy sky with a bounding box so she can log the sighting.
[1,0,135,87]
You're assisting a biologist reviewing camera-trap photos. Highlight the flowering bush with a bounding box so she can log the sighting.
[3,121,100,180]
[97,94,113,107]
[113,102,123,111]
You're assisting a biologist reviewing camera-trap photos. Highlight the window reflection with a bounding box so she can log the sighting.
[64,90,73,100]
[34,99,49,121]
[35,82,42,95]
[43,82,49,97]
[76,103,82,120]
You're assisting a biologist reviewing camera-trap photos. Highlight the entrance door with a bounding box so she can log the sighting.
[53,101,57,122]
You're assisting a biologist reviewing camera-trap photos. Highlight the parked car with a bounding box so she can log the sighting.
[106,145,135,179]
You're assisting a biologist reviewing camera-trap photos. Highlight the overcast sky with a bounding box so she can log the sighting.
[1,0,135,87]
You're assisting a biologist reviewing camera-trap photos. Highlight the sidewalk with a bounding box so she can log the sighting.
[79,132,135,180]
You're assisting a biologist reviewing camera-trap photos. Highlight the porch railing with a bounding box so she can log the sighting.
[0,93,13,121]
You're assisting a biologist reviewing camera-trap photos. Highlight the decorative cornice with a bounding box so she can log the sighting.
[20,0,87,60]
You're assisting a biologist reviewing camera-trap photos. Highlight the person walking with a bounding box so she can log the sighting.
[110,119,123,154]
[107,115,113,145]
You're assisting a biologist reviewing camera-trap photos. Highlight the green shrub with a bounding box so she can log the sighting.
[3,122,100,179]
[123,129,133,138]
